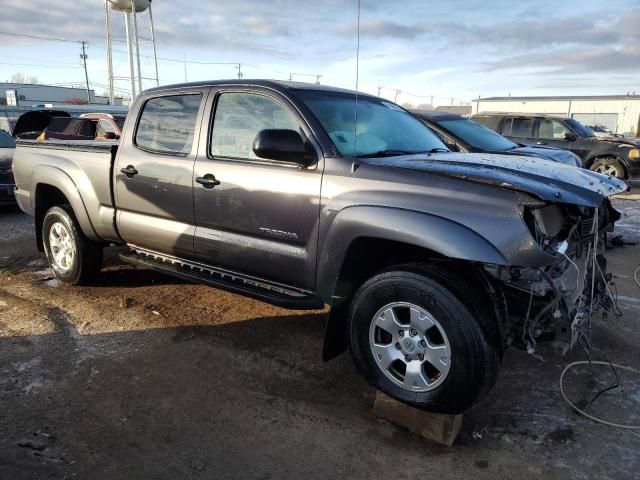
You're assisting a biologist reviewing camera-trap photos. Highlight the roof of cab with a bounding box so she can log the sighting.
[143,79,375,98]
[473,112,570,120]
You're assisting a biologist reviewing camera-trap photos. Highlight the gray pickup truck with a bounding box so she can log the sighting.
[12,80,627,413]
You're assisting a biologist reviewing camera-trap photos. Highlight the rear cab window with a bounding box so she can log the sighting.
[135,94,202,155]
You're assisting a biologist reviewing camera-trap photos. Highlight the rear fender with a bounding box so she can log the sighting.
[32,166,98,242]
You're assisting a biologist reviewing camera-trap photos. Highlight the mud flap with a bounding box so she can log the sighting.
[322,304,349,361]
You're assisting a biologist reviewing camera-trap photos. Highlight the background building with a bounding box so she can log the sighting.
[472,95,640,137]
[2,83,124,107]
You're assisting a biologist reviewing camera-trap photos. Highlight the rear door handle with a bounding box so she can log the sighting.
[120,165,138,177]
[195,174,221,189]
[535,141,547,145]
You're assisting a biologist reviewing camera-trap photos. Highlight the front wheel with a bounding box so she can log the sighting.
[348,268,499,414]
[590,157,626,179]
[42,205,103,285]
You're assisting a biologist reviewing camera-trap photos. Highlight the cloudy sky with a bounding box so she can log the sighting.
[0,0,638,106]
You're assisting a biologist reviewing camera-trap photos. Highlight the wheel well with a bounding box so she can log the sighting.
[322,237,506,361]
[585,155,628,177]
[332,238,444,306]
[34,184,70,251]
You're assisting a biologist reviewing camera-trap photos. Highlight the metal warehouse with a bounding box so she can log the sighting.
[472,95,640,137]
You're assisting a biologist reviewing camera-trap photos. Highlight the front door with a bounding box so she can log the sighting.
[192,89,323,290]
[115,91,206,258]
[534,118,591,159]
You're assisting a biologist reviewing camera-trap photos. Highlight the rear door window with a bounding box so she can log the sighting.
[135,94,202,155]
[505,118,533,137]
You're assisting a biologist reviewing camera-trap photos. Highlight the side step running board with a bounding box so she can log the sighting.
[119,247,324,311]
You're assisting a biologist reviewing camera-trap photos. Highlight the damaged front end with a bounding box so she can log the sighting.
[484,198,622,354]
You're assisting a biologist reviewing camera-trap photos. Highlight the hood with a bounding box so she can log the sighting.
[12,110,70,139]
[358,152,628,207]
[595,136,639,147]
[508,145,581,167]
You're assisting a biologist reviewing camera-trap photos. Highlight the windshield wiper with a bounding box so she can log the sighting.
[424,147,450,153]
[355,149,417,158]
[356,148,451,158]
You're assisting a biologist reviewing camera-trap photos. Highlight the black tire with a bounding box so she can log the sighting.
[348,267,499,414]
[42,205,103,285]
[589,157,626,179]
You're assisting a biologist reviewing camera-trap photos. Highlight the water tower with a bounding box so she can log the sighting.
[104,0,159,103]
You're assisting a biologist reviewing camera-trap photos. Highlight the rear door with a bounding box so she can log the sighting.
[192,88,323,290]
[115,90,207,258]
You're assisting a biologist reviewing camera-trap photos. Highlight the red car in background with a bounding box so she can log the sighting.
[37,113,125,141]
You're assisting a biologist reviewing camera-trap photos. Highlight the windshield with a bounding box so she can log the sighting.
[565,118,596,137]
[436,118,517,151]
[298,91,448,157]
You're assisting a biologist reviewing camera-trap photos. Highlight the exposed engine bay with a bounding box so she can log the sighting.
[484,199,621,354]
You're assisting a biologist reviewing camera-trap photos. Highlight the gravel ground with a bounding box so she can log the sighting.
[0,200,639,480]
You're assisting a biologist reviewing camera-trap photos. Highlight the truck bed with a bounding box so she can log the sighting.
[13,140,121,242]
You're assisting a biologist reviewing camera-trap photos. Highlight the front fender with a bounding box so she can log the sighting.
[31,166,99,241]
[316,205,508,303]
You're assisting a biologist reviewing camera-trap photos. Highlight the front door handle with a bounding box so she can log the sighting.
[535,141,547,145]
[120,165,138,177]
[195,174,221,189]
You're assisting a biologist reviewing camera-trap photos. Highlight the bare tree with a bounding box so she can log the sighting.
[10,72,39,84]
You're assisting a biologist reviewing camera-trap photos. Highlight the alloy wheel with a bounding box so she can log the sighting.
[369,302,452,392]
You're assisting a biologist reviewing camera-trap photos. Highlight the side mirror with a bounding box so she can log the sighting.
[564,132,577,141]
[252,129,312,165]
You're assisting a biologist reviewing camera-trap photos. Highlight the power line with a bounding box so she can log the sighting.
[0,30,82,44]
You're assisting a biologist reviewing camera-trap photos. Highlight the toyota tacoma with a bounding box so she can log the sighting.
[12,80,627,413]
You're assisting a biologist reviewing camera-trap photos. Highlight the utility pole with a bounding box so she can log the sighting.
[80,41,91,104]
[315,74,322,85]
[289,73,293,81]
[237,63,243,79]
[394,89,401,102]
[377,86,381,96]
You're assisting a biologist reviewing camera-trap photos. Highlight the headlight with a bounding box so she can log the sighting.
[521,204,565,247]
[629,148,639,159]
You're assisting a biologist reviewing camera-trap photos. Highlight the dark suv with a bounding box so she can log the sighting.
[473,113,640,179]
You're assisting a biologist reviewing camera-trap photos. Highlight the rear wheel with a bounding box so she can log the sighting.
[348,268,499,413]
[590,157,626,179]
[42,205,103,285]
